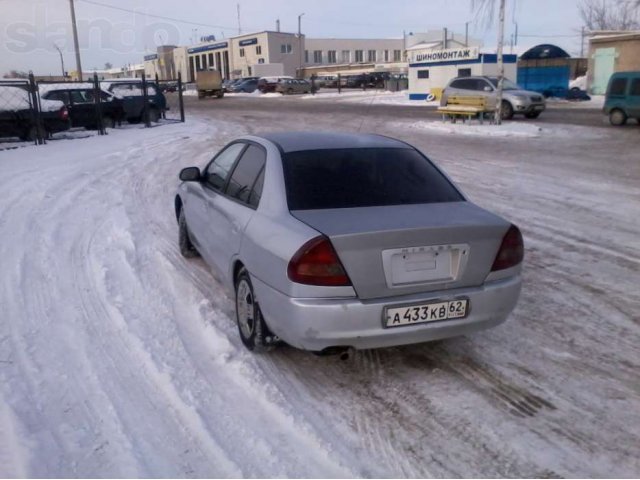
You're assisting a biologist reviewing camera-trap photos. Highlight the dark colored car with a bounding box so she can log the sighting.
[40,84,125,129]
[0,85,70,141]
[229,78,259,93]
[257,77,293,93]
[603,71,640,126]
[101,80,167,123]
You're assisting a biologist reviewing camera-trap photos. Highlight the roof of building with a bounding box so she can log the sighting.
[590,30,640,42]
[255,132,410,152]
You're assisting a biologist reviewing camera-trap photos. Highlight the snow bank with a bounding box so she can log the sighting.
[405,120,606,139]
[225,91,283,98]
[569,75,586,90]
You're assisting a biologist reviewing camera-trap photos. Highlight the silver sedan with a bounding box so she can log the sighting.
[175,132,523,353]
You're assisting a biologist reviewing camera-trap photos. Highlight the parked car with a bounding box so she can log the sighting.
[101,79,167,123]
[603,71,640,126]
[257,76,293,93]
[175,132,524,354]
[441,76,546,120]
[275,79,312,95]
[0,85,70,141]
[228,78,259,93]
[40,83,125,129]
[223,78,242,92]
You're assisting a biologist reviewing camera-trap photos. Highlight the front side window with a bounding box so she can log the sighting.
[70,90,91,103]
[226,145,266,205]
[630,78,640,96]
[282,148,463,210]
[205,143,246,190]
[609,77,628,96]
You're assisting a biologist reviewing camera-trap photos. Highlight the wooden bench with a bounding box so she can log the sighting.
[436,95,496,124]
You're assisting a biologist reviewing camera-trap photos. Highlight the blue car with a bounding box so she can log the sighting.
[603,71,640,126]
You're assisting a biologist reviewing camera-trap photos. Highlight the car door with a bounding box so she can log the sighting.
[628,77,640,118]
[45,90,72,123]
[69,89,95,127]
[183,142,247,266]
[201,143,267,279]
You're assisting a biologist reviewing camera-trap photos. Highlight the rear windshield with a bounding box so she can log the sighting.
[282,148,463,210]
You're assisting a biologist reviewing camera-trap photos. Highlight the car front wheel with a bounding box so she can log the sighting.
[178,208,199,258]
[235,268,276,353]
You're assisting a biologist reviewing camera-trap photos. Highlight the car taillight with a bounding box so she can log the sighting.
[287,236,351,286]
[491,224,524,271]
[59,107,69,120]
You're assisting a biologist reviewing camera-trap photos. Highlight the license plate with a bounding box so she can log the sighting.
[384,299,469,328]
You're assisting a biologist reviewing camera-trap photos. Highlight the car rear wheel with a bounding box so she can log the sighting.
[501,100,514,120]
[524,111,541,119]
[102,116,115,129]
[178,208,199,258]
[149,108,161,123]
[609,109,627,126]
[235,268,276,353]
[19,125,38,142]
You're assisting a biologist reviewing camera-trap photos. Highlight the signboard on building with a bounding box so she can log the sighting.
[239,38,258,47]
[188,42,228,54]
[410,47,479,65]
[144,54,158,61]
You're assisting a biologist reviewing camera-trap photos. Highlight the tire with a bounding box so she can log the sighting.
[609,109,627,126]
[524,111,541,119]
[102,116,115,129]
[287,88,294,95]
[19,125,38,142]
[148,108,161,123]
[216,91,224,98]
[178,208,199,258]
[501,100,514,120]
[235,268,276,353]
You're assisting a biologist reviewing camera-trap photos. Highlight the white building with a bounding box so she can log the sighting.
[407,34,516,100]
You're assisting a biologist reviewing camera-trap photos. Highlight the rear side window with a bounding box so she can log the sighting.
[46,91,70,104]
[630,79,640,96]
[609,77,628,96]
[282,148,463,210]
[226,145,266,205]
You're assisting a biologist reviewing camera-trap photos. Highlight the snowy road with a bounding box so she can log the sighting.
[1,113,639,477]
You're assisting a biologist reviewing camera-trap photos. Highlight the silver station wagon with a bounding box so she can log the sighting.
[175,132,523,354]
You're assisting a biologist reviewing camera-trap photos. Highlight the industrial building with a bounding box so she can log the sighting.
[588,31,640,94]
[143,30,303,82]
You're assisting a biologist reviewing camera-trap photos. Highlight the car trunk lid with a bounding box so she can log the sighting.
[291,201,510,300]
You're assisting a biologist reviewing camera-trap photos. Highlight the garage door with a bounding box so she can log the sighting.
[592,48,616,95]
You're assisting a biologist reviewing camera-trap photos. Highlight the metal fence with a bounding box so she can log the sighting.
[0,72,185,147]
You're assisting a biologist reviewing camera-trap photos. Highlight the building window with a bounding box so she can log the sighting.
[239,48,245,58]
[195,56,201,71]
[208,53,214,68]
[393,49,402,62]
[248,66,252,75]
[355,50,364,62]
[457,68,472,77]
[341,50,350,63]
[328,50,336,63]
[256,45,262,55]
[417,70,429,79]
[305,50,309,63]
[313,50,322,63]
[368,50,376,62]
[281,44,292,54]
[258,58,264,64]
[384,50,389,62]
[201,54,207,69]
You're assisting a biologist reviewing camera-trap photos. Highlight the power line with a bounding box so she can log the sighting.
[76,0,256,32]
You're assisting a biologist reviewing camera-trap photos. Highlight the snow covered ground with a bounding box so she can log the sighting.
[1,113,639,477]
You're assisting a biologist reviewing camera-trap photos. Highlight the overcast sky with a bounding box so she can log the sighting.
[0,0,585,76]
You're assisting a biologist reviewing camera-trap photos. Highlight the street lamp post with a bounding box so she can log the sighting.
[298,13,305,76]
[53,43,66,78]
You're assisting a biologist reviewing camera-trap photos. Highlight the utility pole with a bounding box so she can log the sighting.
[53,43,66,78]
[580,25,585,57]
[69,0,83,81]
[465,21,469,47]
[495,0,506,125]
[298,13,305,76]
[237,4,241,35]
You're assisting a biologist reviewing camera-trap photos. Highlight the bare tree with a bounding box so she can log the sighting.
[3,70,29,79]
[579,0,640,30]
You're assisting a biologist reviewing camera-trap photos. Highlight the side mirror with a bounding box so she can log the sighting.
[484,86,493,92]
[179,166,201,182]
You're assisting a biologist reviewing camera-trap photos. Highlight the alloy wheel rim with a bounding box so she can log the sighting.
[236,280,255,339]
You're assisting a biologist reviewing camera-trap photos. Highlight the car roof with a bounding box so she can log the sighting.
[255,132,412,153]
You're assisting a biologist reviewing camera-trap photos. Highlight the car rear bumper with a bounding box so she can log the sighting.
[251,274,522,351]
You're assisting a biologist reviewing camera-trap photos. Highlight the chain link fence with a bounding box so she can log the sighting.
[1,72,185,148]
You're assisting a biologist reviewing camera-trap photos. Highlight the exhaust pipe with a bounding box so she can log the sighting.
[316,346,355,359]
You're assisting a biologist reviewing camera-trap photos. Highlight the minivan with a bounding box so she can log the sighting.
[603,71,640,126]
